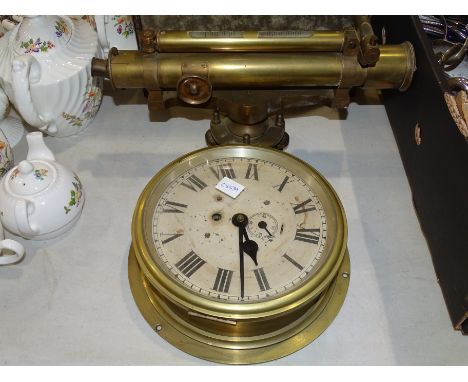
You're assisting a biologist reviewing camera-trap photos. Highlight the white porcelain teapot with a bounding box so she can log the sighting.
[0,132,85,240]
[0,15,103,137]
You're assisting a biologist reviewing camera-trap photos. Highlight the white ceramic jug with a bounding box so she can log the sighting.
[0,132,85,240]
[0,15,103,137]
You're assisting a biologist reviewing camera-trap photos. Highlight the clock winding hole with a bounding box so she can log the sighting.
[211,212,222,221]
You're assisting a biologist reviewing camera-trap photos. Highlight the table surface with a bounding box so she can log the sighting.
[1,89,467,366]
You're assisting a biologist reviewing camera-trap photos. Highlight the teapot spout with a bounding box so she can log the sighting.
[26,132,55,161]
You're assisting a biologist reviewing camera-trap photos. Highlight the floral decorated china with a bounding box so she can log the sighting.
[95,15,138,56]
[0,132,85,240]
[0,15,103,137]
[0,124,13,178]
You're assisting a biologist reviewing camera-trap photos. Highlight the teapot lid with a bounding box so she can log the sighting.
[12,16,73,56]
[8,160,54,195]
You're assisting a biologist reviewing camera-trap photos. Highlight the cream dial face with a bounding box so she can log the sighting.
[151,157,328,302]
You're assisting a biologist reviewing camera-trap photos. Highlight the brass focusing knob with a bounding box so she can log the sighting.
[177,76,212,105]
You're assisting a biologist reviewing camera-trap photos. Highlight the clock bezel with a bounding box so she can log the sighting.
[128,245,350,364]
[131,145,347,320]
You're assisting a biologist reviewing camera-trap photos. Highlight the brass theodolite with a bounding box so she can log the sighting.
[91,16,416,148]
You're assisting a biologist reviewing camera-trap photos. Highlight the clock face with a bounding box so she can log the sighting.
[131,146,349,364]
[147,155,331,302]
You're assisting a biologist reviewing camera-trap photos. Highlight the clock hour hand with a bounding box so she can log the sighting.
[232,213,260,298]
[240,225,259,266]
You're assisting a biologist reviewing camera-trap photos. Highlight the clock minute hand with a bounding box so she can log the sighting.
[238,222,245,298]
[232,213,248,298]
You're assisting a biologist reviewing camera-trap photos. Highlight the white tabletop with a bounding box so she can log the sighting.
[1,89,467,365]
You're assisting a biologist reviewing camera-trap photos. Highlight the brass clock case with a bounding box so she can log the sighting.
[129,145,350,364]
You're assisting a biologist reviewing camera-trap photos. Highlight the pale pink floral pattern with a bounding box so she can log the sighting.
[20,38,55,53]
[54,20,70,38]
[9,168,19,181]
[33,168,48,180]
[62,79,102,127]
[112,16,134,38]
[0,140,13,178]
[82,15,97,31]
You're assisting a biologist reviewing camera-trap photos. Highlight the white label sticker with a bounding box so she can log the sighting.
[215,177,245,199]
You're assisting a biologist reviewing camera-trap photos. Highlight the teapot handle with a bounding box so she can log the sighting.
[95,15,109,55]
[11,55,58,135]
[15,198,39,238]
[0,239,25,265]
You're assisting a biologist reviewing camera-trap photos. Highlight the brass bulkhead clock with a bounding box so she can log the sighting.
[129,145,350,364]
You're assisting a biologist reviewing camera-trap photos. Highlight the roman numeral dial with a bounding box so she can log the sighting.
[163,201,188,213]
[273,175,291,192]
[245,163,259,180]
[151,156,329,302]
[213,268,234,293]
[295,228,321,244]
[292,198,316,214]
[254,268,271,291]
[160,232,184,244]
[282,254,304,270]
[180,174,207,192]
[210,163,236,180]
[175,251,206,278]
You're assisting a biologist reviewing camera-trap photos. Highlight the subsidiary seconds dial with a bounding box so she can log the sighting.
[151,156,328,301]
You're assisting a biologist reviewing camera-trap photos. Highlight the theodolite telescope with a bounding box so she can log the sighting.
[92,16,416,148]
